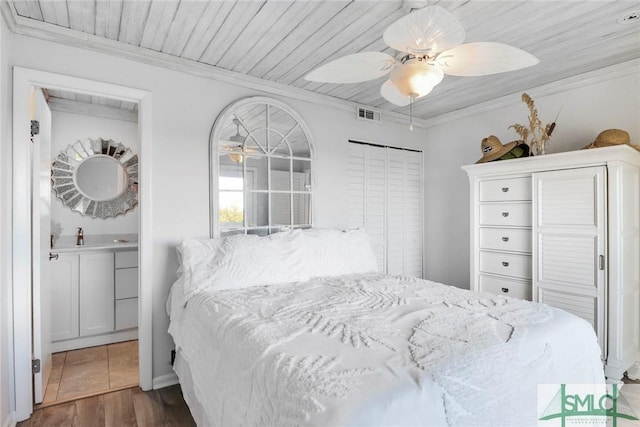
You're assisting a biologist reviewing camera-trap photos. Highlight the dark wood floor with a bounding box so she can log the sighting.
[18,385,196,427]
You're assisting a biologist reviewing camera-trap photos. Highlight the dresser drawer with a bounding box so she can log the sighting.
[115,250,138,269]
[115,298,138,330]
[479,251,532,279]
[479,177,531,202]
[480,228,532,253]
[479,203,531,227]
[479,275,531,300]
[115,268,138,299]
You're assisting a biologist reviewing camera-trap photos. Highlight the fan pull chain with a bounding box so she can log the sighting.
[409,97,414,131]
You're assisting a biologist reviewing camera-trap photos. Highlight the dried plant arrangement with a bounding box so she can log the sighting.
[509,93,556,155]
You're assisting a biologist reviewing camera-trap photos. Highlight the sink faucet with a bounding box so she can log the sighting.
[76,227,84,246]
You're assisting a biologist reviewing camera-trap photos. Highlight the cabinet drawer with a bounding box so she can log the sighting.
[479,275,531,300]
[116,250,138,268]
[479,251,532,279]
[115,268,138,299]
[480,177,531,202]
[115,298,138,330]
[479,203,531,227]
[480,228,532,253]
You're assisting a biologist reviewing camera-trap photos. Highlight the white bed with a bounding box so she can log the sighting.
[167,229,604,427]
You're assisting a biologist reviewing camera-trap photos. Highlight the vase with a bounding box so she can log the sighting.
[531,140,546,156]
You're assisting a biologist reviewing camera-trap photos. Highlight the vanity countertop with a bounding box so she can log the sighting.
[51,233,138,254]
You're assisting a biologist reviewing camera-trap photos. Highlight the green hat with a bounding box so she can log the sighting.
[499,142,530,160]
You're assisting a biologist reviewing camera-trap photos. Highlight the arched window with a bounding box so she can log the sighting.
[210,97,314,236]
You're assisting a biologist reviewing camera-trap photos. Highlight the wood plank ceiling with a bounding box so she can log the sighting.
[10,0,640,120]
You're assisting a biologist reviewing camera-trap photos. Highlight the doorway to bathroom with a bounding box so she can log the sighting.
[36,86,140,407]
[12,67,152,422]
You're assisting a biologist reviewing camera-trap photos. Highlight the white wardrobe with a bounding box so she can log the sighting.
[463,145,640,382]
[348,142,423,277]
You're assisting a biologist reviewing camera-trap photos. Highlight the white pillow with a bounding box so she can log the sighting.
[179,230,309,295]
[175,228,379,304]
[299,228,379,277]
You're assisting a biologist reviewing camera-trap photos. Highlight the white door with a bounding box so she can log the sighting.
[31,87,52,404]
[347,143,423,277]
[533,166,607,356]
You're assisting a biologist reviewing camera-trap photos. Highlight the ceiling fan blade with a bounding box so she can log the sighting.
[383,5,465,55]
[305,52,395,83]
[380,80,412,106]
[437,42,539,76]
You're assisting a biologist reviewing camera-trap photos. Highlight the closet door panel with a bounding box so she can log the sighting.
[348,144,423,276]
[403,151,423,278]
[365,148,387,271]
[347,144,366,230]
[386,150,405,275]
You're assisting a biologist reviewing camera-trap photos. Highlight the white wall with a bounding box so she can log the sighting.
[423,70,640,289]
[50,110,139,238]
[6,34,426,385]
[0,12,13,427]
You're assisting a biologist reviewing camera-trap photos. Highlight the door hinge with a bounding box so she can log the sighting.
[32,358,41,374]
[30,120,39,137]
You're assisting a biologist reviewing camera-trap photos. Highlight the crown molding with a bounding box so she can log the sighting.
[1,7,427,129]
[0,1,17,32]
[423,58,640,128]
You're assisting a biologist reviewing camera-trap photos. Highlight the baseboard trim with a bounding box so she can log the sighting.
[2,411,16,427]
[51,329,138,353]
[152,372,179,390]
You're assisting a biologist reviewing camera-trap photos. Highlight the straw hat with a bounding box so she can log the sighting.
[583,129,640,151]
[476,136,519,163]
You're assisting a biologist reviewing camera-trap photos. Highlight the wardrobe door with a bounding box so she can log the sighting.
[533,166,607,356]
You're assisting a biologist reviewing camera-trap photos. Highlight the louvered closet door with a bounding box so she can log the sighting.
[348,143,387,269]
[348,143,423,277]
[533,166,607,355]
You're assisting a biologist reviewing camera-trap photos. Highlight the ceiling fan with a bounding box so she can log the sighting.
[305,4,539,115]
[222,118,259,163]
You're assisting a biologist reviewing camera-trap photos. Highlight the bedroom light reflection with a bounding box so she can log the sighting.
[219,176,244,229]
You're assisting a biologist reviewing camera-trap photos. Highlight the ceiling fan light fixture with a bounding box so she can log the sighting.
[227,146,245,164]
[389,62,444,98]
[223,118,248,163]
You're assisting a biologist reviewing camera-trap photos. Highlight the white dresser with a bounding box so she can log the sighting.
[462,145,640,382]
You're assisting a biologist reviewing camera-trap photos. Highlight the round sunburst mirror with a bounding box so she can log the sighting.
[51,137,139,218]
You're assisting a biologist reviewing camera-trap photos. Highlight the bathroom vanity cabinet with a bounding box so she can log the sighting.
[50,246,138,352]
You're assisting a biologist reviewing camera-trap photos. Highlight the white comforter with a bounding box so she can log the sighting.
[168,274,604,427]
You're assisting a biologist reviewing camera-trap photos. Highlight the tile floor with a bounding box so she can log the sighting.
[41,340,139,407]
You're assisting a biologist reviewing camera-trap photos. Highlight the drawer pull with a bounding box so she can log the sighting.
[501,287,509,293]
[501,236,509,242]
[502,261,510,267]
[501,187,509,193]
[501,212,509,217]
